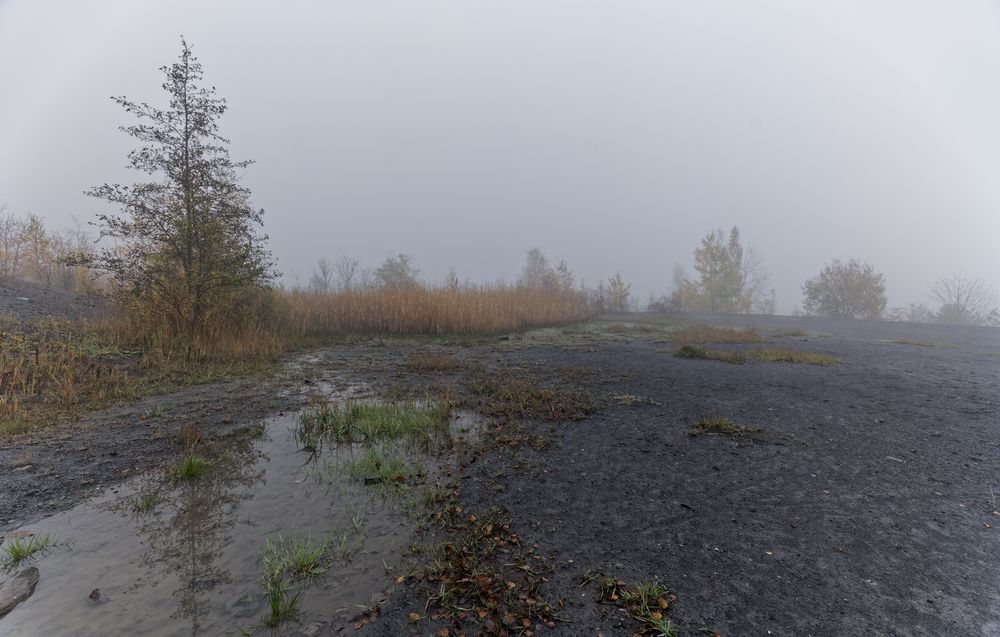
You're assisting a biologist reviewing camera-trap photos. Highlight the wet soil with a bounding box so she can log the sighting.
[3,315,1000,636]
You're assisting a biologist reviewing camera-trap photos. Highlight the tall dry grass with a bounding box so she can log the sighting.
[279,285,594,337]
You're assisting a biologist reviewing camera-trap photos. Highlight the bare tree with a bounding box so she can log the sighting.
[308,258,334,293]
[518,248,558,290]
[335,256,361,290]
[930,274,999,326]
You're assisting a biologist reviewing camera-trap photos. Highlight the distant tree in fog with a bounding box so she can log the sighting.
[887,303,933,323]
[335,256,362,290]
[801,259,886,320]
[606,273,632,312]
[516,248,580,293]
[309,258,334,293]
[676,227,771,313]
[518,248,558,290]
[554,260,576,292]
[445,267,460,290]
[374,253,420,289]
[930,274,999,326]
[0,203,26,282]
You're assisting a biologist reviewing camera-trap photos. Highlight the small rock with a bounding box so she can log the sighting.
[0,567,40,616]
[301,622,325,636]
[7,530,32,541]
[89,588,101,601]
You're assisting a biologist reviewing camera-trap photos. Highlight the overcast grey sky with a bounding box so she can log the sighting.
[1,0,998,311]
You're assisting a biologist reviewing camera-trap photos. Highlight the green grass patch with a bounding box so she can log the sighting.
[2,534,60,572]
[345,447,422,490]
[295,400,451,452]
[172,455,211,480]
[255,519,366,629]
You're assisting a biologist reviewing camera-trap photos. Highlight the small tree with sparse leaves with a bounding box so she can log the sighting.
[81,39,275,352]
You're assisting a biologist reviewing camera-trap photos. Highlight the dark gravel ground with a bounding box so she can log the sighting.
[361,317,1000,637]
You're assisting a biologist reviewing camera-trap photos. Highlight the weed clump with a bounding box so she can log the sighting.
[172,455,210,480]
[468,369,597,422]
[294,401,451,452]
[256,520,365,629]
[583,570,677,636]
[345,447,421,490]
[689,418,768,445]
[2,534,61,572]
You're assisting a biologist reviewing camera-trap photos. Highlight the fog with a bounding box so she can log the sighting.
[1,0,998,312]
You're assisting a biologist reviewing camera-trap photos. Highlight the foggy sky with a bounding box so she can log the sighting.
[1,0,999,312]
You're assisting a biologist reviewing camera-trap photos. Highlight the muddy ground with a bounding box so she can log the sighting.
[2,313,1000,635]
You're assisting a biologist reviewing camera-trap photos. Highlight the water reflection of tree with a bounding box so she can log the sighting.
[113,430,267,635]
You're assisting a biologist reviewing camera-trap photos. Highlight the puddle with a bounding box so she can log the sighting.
[0,401,470,636]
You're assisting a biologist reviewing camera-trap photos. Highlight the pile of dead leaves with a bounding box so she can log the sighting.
[402,504,562,636]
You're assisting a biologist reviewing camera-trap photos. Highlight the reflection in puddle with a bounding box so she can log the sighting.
[1,408,428,636]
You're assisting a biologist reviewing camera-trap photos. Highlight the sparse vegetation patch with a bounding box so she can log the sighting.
[295,400,451,452]
[405,351,465,372]
[583,570,678,636]
[172,455,210,481]
[469,368,598,421]
[689,418,768,445]
[672,345,840,366]
[410,505,561,633]
[2,534,62,572]
[669,324,764,344]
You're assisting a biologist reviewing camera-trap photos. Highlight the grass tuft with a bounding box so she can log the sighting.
[586,571,677,636]
[172,455,210,480]
[295,400,451,452]
[689,417,767,444]
[345,447,421,490]
[2,534,60,572]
